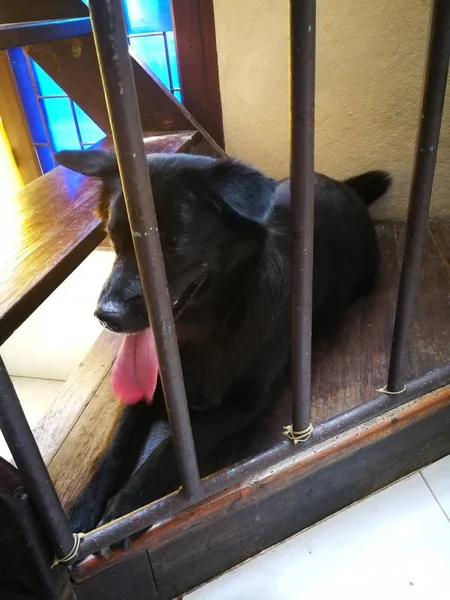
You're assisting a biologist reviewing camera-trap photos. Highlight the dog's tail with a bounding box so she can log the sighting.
[345,170,392,206]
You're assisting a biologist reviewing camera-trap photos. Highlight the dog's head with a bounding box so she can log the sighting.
[55,150,277,334]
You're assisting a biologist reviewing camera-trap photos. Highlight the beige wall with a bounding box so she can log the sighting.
[213,0,450,219]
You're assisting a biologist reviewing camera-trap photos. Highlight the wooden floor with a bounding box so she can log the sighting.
[56,221,450,599]
[40,221,450,507]
[202,221,450,471]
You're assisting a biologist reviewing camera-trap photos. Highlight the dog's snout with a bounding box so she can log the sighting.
[94,303,124,333]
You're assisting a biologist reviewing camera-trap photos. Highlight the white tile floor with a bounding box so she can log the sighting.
[1,248,449,599]
[2,250,114,380]
[0,249,114,460]
[185,461,450,600]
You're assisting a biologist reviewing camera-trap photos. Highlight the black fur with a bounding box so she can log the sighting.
[344,170,392,206]
[55,150,391,539]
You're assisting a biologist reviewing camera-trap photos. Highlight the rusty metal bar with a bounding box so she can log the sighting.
[0,356,74,559]
[76,360,450,560]
[88,0,201,496]
[290,0,316,435]
[387,0,450,392]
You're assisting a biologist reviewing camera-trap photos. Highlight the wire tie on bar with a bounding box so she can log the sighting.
[283,423,314,444]
[377,385,407,395]
[52,532,84,567]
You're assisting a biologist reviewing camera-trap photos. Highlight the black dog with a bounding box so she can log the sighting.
[55,150,391,534]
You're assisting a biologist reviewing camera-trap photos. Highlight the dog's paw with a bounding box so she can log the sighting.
[93,495,151,557]
[94,523,148,558]
[96,535,136,559]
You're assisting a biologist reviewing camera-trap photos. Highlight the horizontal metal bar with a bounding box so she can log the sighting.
[127,32,165,39]
[76,362,450,559]
[387,0,450,392]
[37,94,68,100]
[290,0,316,434]
[0,356,74,558]
[89,0,201,497]
[0,17,92,51]
[317,363,450,441]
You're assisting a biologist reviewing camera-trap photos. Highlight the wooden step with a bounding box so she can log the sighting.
[33,329,121,508]
[0,130,199,345]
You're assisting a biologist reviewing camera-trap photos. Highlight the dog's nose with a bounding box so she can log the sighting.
[94,305,124,333]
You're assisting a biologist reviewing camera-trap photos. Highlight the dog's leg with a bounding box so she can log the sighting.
[97,385,273,531]
[67,399,162,533]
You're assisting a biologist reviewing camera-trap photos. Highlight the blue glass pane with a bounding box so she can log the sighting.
[129,35,171,89]
[173,90,182,103]
[32,62,65,97]
[8,49,47,145]
[73,104,106,145]
[35,145,55,173]
[82,0,173,32]
[165,31,180,90]
[68,1,181,99]
[124,0,172,34]
[41,98,81,151]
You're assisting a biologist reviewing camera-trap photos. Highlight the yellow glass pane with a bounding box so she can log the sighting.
[0,117,23,196]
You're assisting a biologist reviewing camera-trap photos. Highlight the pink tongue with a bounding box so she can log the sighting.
[111,328,159,405]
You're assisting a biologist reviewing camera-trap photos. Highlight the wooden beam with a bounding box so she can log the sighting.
[0,0,88,24]
[131,48,226,156]
[171,0,224,147]
[0,17,92,50]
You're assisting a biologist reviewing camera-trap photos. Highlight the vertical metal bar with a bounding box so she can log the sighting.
[69,98,85,150]
[88,0,201,497]
[24,52,58,168]
[0,357,74,558]
[162,31,176,94]
[387,0,450,392]
[290,0,316,434]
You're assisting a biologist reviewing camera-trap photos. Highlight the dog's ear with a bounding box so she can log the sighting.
[209,159,276,224]
[55,150,118,179]
[55,150,120,220]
